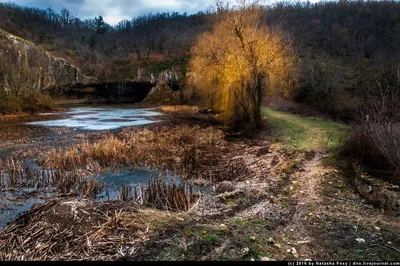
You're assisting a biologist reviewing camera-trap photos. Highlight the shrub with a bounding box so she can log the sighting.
[36,94,54,111]
[349,71,400,175]
[0,95,22,114]
[340,125,394,172]
[0,94,54,114]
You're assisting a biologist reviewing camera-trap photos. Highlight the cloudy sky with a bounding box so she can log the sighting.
[10,0,318,25]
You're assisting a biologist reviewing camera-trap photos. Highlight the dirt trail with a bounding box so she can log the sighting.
[275,152,327,259]
[263,106,400,260]
[294,152,324,205]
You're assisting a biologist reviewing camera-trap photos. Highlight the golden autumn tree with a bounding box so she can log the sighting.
[190,2,296,128]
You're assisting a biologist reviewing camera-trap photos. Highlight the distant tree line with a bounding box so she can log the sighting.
[1,0,400,119]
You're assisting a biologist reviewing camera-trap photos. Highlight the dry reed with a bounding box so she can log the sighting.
[119,177,199,211]
[0,157,200,212]
[43,125,226,179]
[160,105,200,114]
[0,158,103,198]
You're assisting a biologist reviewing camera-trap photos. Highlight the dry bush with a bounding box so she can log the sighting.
[36,94,55,111]
[141,81,181,105]
[351,72,400,175]
[263,95,321,118]
[0,158,103,197]
[0,94,54,114]
[44,125,226,177]
[160,105,200,114]
[0,95,22,114]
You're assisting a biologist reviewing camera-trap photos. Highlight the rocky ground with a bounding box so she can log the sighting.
[0,106,399,261]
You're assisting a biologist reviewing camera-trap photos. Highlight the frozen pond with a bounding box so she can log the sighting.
[26,106,163,130]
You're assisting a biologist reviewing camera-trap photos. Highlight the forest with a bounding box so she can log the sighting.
[1,0,400,119]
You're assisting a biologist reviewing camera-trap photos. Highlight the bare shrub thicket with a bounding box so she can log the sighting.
[357,71,400,174]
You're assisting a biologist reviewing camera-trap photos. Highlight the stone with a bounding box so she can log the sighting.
[216,181,235,193]
[356,238,366,244]
[0,28,95,95]
[219,224,228,231]
[260,257,273,261]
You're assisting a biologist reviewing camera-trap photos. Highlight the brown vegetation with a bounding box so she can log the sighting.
[141,81,182,106]
[343,72,400,181]
[0,93,54,114]
[120,177,199,212]
[44,125,226,179]
[160,105,200,114]
[0,158,103,197]
[0,199,187,260]
[360,75,400,174]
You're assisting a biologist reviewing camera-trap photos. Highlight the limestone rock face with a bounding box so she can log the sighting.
[0,28,95,95]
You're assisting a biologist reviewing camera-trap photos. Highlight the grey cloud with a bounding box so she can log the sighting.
[11,0,314,25]
[11,0,216,24]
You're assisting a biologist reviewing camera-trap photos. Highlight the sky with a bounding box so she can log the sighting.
[9,0,319,25]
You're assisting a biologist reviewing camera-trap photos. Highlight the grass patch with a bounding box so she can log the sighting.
[262,107,347,152]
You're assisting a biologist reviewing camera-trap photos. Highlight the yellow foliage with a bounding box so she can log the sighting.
[190,6,296,127]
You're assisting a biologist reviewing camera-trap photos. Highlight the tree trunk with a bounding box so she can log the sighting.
[253,86,262,128]
[250,74,263,129]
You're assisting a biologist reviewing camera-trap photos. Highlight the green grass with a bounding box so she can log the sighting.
[261,107,347,152]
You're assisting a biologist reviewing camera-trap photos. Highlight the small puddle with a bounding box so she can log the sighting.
[0,189,56,231]
[95,169,213,201]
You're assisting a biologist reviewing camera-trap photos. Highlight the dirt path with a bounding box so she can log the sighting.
[261,108,400,260]
[273,152,327,259]
[294,152,324,205]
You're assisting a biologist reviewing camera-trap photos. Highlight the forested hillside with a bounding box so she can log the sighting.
[1,0,400,119]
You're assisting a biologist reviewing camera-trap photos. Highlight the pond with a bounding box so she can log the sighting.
[26,106,163,130]
[0,105,211,231]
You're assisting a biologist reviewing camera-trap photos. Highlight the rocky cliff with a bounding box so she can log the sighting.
[0,28,95,96]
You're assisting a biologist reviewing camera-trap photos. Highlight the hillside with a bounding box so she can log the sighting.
[1,1,400,119]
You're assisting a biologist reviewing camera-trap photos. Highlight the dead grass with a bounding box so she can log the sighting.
[0,158,103,198]
[44,125,226,179]
[120,177,200,211]
[0,200,186,260]
[161,105,200,114]
[0,157,201,212]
